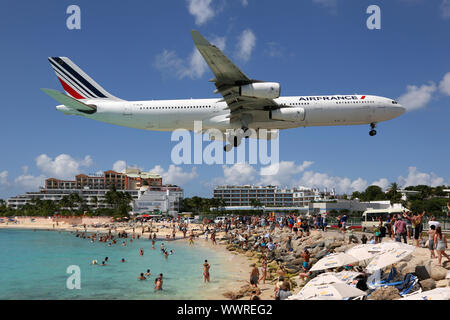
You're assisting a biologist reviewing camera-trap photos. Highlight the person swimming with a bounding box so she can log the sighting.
[121,258,125,263]
[145,269,151,276]
[91,259,98,265]
[138,273,146,280]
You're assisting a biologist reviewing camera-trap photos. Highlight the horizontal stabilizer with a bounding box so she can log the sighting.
[41,88,96,112]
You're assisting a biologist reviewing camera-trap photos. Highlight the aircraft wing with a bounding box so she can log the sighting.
[191,30,278,123]
[41,88,96,112]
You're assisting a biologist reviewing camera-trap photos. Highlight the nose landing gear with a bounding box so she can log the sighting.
[369,123,377,136]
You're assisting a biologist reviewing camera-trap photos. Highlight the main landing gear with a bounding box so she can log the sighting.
[369,122,377,136]
[223,128,251,152]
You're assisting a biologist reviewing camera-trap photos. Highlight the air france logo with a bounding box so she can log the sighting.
[299,95,364,101]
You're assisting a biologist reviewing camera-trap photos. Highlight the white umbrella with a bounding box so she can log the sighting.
[345,244,380,261]
[365,247,414,273]
[288,283,367,300]
[335,271,364,285]
[302,272,345,289]
[400,288,450,300]
[309,253,359,272]
[367,241,415,253]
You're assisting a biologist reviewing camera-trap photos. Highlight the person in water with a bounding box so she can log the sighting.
[154,274,163,290]
[140,248,144,256]
[121,258,125,263]
[145,269,151,276]
[138,273,146,280]
[203,260,211,283]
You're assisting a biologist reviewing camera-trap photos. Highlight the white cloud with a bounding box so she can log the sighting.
[313,0,338,14]
[398,82,437,111]
[236,29,256,62]
[154,36,226,80]
[216,163,258,186]
[14,167,46,190]
[0,171,8,186]
[372,178,390,190]
[439,72,450,95]
[35,154,93,180]
[241,0,249,7]
[397,166,445,187]
[112,160,127,173]
[259,161,313,186]
[297,171,368,194]
[441,0,450,19]
[187,0,215,25]
[150,165,198,185]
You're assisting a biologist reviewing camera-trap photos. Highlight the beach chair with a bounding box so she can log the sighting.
[367,268,398,289]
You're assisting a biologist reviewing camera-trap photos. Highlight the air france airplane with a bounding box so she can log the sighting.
[42,30,405,151]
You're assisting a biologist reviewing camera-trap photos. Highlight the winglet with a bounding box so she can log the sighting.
[191,30,212,47]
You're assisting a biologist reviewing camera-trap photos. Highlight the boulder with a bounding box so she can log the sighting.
[430,265,448,281]
[436,279,449,288]
[419,278,436,291]
[414,265,431,281]
[367,287,401,300]
[290,258,305,266]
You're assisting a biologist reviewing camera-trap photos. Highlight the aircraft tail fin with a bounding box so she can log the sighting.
[47,57,120,100]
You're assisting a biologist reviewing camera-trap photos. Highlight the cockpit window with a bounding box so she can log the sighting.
[392,101,398,104]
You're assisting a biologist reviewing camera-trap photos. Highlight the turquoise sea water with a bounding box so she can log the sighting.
[0,229,234,300]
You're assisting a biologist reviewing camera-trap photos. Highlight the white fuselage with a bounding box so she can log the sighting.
[56,94,405,131]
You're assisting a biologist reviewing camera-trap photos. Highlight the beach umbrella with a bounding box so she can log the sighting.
[365,247,414,273]
[289,283,366,300]
[302,272,345,289]
[334,271,364,285]
[309,253,359,272]
[366,241,415,253]
[400,288,450,300]
[345,244,380,262]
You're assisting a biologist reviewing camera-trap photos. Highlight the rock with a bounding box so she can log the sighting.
[315,249,328,260]
[368,287,401,300]
[419,279,436,291]
[290,258,304,266]
[436,279,449,288]
[430,265,448,281]
[414,265,431,281]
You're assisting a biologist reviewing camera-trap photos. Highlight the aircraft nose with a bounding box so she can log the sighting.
[390,105,406,118]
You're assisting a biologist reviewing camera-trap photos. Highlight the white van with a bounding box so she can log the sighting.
[361,208,405,231]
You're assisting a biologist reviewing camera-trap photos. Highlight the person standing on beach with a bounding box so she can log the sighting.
[428,225,437,259]
[260,260,267,284]
[250,264,260,288]
[203,260,211,283]
[434,226,450,266]
[189,233,194,245]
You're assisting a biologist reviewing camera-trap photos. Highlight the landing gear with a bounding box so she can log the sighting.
[369,123,377,136]
[223,127,249,152]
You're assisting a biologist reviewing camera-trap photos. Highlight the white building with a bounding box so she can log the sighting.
[132,186,184,216]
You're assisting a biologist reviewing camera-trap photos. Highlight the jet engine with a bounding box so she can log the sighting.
[270,107,305,121]
[239,82,281,99]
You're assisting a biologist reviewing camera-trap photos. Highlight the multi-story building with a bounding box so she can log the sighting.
[7,168,181,214]
[45,169,162,191]
[213,185,336,207]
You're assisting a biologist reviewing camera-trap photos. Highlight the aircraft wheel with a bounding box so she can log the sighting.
[224,144,233,152]
[369,130,377,136]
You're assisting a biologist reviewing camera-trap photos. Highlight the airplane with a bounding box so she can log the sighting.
[42,30,406,151]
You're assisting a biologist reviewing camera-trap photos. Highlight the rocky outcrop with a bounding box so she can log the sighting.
[367,287,401,300]
[419,279,436,291]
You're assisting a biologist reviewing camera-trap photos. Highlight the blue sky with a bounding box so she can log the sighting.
[0,0,449,199]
